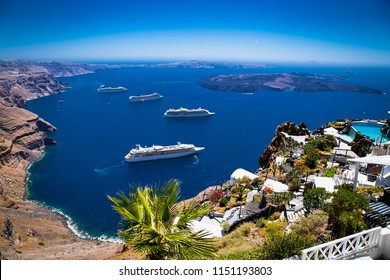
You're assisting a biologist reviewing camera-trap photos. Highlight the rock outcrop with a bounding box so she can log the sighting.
[381,119,390,140]
[350,132,373,157]
[0,71,66,108]
[259,122,309,169]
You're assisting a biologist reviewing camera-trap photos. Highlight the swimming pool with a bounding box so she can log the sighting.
[347,121,389,143]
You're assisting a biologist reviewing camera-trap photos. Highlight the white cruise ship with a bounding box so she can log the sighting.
[97,85,127,93]
[164,107,215,117]
[129,92,163,102]
[124,142,204,162]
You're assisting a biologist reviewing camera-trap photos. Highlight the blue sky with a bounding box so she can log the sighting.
[1,0,389,64]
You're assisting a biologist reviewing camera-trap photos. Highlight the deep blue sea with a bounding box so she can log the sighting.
[26,64,390,239]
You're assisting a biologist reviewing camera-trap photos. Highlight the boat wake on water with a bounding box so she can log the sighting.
[94,163,122,177]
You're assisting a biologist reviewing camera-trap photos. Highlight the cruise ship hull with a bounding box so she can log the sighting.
[97,87,127,93]
[164,112,215,117]
[164,107,215,117]
[124,147,204,162]
[98,89,127,93]
[129,94,163,102]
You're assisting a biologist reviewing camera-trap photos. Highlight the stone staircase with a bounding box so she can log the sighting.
[294,185,305,196]
[287,208,307,223]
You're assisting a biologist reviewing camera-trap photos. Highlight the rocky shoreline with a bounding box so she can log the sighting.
[0,61,138,260]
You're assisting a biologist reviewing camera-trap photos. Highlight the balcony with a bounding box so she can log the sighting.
[300,226,390,260]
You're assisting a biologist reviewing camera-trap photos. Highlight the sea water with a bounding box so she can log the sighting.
[27,65,390,238]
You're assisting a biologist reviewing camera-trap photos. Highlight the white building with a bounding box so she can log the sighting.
[263,178,289,192]
[230,168,258,181]
[312,176,336,193]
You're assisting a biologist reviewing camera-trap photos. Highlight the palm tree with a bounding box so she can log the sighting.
[108,179,216,260]
[266,191,296,221]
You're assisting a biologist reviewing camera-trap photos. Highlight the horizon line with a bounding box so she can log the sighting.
[2,57,390,67]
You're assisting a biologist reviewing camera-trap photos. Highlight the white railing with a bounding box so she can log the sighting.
[301,227,382,260]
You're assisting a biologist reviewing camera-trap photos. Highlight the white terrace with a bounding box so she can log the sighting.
[300,226,390,260]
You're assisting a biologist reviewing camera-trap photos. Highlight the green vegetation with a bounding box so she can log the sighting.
[108,179,216,260]
[284,169,301,191]
[290,210,329,239]
[323,167,337,177]
[266,192,295,208]
[258,232,315,260]
[266,191,295,219]
[300,135,336,170]
[325,184,370,238]
[217,222,259,258]
[304,188,331,213]
[218,196,229,207]
[356,186,385,197]
[217,217,316,260]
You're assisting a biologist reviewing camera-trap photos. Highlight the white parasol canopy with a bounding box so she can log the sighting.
[348,155,390,190]
[348,155,390,166]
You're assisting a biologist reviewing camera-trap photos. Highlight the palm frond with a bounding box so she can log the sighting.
[175,199,212,230]
[108,179,216,259]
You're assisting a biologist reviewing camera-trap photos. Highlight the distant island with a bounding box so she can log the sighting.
[197,72,383,94]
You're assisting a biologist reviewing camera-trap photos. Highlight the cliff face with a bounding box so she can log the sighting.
[0,61,128,260]
[0,68,66,108]
[259,122,309,169]
[0,103,56,200]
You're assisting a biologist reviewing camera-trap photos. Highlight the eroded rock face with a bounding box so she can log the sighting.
[259,122,309,169]
[2,217,21,246]
[0,72,66,108]
[350,132,373,157]
[0,103,56,166]
[275,121,309,136]
[259,133,289,169]
[381,119,390,139]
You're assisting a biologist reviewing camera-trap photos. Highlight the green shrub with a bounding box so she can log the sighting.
[255,218,267,228]
[290,210,329,237]
[270,212,281,221]
[356,186,384,196]
[258,232,315,260]
[324,167,337,178]
[252,194,261,203]
[219,196,230,207]
[217,222,256,255]
[217,247,263,260]
[221,221,230,232]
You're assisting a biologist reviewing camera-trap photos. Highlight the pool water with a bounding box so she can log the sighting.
[350,121,389,143]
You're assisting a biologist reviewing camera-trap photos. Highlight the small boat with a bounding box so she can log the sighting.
[97,85,127,93]
[124,142,204,162]
[164,107,215,118]
[129,92,163,102]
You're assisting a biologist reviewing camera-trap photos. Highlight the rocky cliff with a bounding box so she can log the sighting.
[350,132,373,157]
[259,122,309,169]
[0,61,133,260]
